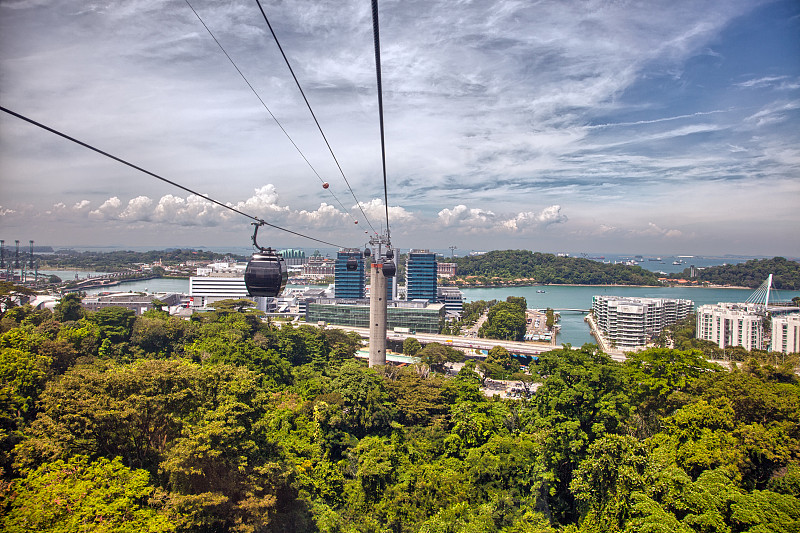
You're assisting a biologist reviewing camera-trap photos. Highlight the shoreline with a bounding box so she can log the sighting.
[449,282,755,290]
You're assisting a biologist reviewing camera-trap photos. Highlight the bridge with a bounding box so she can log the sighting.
[535,308,589,313]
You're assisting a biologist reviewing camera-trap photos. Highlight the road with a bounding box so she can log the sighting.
[326,325,559,357]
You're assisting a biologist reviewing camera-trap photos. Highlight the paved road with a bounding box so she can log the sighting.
[326,325,558,357]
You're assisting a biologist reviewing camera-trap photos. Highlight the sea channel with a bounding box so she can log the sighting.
[71,274,800,348]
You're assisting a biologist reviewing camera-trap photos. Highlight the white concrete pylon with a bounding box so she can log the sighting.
[369,262,388,367]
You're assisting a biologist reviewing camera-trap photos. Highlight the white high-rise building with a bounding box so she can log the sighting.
[696,303,766,351]
[592,295,693,349]
[771,314,800,355]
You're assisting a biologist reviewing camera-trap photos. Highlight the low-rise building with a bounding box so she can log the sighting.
[190,267,275,312]
[306,298,445,334]
[302,256,336,278]
[437,262,457,278]
[82,292,183,315]
[437,286,464,316]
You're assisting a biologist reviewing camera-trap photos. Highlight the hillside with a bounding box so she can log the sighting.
[1,295,798,531]
[670,256,800,289]
[451,250,662,286]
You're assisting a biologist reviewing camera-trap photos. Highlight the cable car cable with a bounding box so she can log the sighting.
[371,0,391,243]
[0,105,346,249]
[184,0,360,227]
[253,0,379,235]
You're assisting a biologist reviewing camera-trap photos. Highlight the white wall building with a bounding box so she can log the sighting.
[771,313,800,355]
[696,303,766,351]
[190,271,273,311]
[592,295,693,349]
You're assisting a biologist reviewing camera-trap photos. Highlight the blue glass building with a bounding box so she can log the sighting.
[406,249,437,303]
[334,249,365,299]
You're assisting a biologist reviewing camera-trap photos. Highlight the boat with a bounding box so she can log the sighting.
[673,260,683,265]
[537,289,545,293]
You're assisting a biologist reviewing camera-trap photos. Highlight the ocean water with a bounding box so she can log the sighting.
[461,285,800,347]
[76,271,800,347]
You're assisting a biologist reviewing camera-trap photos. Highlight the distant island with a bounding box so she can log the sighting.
[447,250,662,287]
[668,257,800,290]
[35,248,800,291]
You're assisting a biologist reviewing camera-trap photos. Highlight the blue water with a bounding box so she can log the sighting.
[461,285,800,347]
[79,274,800,348]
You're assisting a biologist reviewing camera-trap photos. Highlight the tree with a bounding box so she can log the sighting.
[53,293,84,322]
[532,346,632,523]
[403,337,422,356]
[385,367,448,425]
[480,301,526,341]
[325,361,395,439]
[417,342,464,373]
[569,435,648,530]
[0,282,37,320]
[89,306,136,343]
[353,436,401,501]
[2,455,174,532]
[211,298,258,314]
[625,347,719,415]
[480,346,520,379]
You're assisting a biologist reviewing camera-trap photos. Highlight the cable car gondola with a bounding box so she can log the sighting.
[346,256,359,271]
[382,258,396,277]
[244,223,288,298]
[364,247,372,257]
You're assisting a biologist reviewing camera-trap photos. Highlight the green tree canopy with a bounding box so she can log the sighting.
[2,455,173,533]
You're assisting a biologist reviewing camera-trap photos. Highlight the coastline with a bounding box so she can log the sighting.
[447,281,755,290]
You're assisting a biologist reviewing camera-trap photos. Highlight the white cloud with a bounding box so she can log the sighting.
[636,222,683,238]
[736,76,789,89]
[745,100,800,128]
[437,205,497,228]
[438,204,567,233]
[1,0,798,255]
[501,205,568,231]
[119,195,154,221]
[295,202,350,227]
[152,194,225,226]
[232,185,289,219]
[356,199,415,225]
[88,197,122,220]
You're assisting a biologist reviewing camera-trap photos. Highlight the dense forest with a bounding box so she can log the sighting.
[1,291,799,532]
[450,251,662,286]
[670,257,800,290]
[39,249,246,271]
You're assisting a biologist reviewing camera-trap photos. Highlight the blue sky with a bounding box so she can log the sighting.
[1,0,798,256]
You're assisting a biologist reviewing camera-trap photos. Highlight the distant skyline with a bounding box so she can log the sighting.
[1,0,799,256]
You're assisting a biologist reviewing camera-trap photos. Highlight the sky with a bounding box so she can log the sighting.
[1,0,799,257]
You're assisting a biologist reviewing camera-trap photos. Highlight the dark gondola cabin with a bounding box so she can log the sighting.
[245,250,288,298]
[382,259,396,277]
